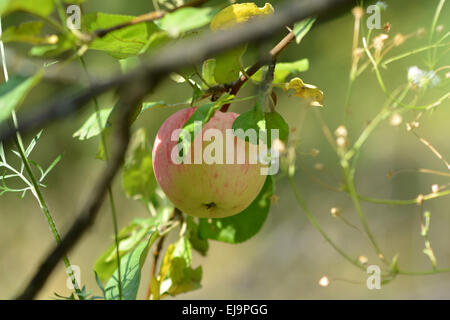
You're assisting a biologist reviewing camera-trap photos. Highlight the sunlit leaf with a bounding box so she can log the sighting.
[85,12,160,59]
[105,231,159,300]
[210,3,274,31]
[201,59,217,87]
[214,45,246,84]
[158,237,202,297]
[0,0,54,17]
[293,17,316,44]
[1,21,49,44]
[156,7,216,37]
[281,77,324,106]
[73,108,113,141]
[252,59,310,84]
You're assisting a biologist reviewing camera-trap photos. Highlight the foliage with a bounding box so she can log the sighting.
[0,0,449,300]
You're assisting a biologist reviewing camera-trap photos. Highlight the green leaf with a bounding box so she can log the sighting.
[141,100,189,113]
[159,237,202,297]
[72,108,113,141]
[214,45,247,84]
[178,94,233,157]
[156,7,216,37]
[94,208,172,283]
[85,12,160,59]
[293,17,316,44]
[1,21,46,44]
[0,72,43,123]
[202,59,217,87]
[198,176,274,244]
[94,220,153,283]
[122,128,157,202]
[186,217,209,256]
[0,0,54,17]
[265,111,289,148]
[29,35,74,57]
[231,104,265,145]
[105,230,159,300]
[252,59,309,84]
[119,56,141,74]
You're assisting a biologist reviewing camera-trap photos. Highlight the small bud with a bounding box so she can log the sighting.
[46,34,59,44]
[318,276,330,287]
[383,22,391,33]
[352,6,364,19]
[445,72,450,79]
[431,184,439,193]
[353,47,364,59]
[416,194,424,205]
[335,125,348,137]
[390,113,403,126]
[358,255,369,264]
[393,33,405,46]
[406,121,419,131]
[330,207,340,217]
[373,34,389,51]
[436,24,444,33]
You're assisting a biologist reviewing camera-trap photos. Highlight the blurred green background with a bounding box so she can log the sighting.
[0,0,449,299]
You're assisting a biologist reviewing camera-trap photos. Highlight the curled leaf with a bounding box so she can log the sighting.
[210,3,274,31]
[282,77,324,106]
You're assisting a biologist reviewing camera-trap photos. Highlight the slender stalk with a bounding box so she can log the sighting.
[427,0,446,69]
[288,176,365,271]
[79,57,123,300]
[0,18,82,298]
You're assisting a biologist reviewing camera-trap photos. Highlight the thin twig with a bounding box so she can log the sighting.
[220,31,295,112]
[93,0,210,38]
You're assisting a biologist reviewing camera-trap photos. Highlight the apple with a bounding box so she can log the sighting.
[152,107,267,218]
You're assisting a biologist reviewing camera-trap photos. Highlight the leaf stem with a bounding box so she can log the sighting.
[288,176,365,271]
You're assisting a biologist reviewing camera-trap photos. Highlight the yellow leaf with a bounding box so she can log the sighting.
[283,77,324,106]
[210,3,274,31]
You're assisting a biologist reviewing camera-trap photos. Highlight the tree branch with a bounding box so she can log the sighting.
[93,0,211,38]
[220,30,295,112]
